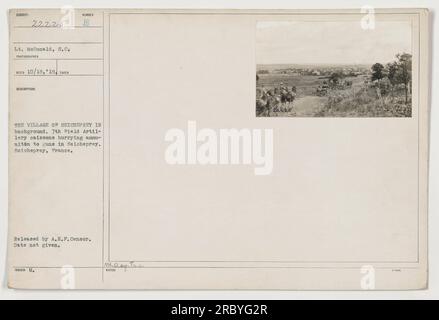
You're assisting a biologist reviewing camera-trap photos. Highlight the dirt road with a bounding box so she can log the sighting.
[291,96,327,116]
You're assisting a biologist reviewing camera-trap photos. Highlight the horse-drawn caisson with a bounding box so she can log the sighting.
[315,79,353,96]
[256,83,296,117]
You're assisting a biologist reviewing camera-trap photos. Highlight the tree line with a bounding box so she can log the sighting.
[371,53,412,104]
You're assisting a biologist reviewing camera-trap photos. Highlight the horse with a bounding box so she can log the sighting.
[256,93,277,117]
[257,86,295,116]
[280,91,296,112]
[256,98,266,116]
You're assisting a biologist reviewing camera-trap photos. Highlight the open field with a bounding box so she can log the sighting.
[256,69,411,117]
[257,73,367,97]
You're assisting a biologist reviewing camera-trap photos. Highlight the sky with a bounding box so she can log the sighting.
[256,20,412,65]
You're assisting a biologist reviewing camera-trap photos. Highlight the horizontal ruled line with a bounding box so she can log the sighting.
[14,58,103,61]
[14,74,103,77]
[12,266,421,270]
[13,42,103,44]
[111,260,421,263]
[14,26,103,29]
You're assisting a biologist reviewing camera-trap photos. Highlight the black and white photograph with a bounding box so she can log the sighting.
[256,20,413,117]
[0,1,437,302]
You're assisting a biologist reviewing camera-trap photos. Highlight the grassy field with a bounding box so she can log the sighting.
[316,87,412,117]
[257,73,366,97]
[256,73,411,117]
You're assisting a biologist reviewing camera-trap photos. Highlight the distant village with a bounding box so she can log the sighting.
[257,65,371,78]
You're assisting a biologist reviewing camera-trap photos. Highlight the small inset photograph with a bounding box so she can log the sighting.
[256,20,413,117]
